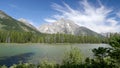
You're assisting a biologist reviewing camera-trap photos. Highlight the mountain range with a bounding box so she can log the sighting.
[0,10,39,33]
[39,19,102,37]
[0,10,102,37]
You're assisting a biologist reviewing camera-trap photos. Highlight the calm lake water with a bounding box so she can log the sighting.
[0,43,111,66]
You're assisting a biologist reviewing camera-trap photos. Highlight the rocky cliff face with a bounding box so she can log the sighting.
[39,19,102,37]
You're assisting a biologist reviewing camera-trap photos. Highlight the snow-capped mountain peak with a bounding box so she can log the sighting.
[39,19,101,37]
[39,19,79,34]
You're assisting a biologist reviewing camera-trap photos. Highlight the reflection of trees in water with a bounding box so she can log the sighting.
[0,52,34,67]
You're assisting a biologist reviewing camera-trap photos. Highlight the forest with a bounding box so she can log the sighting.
[0,31,108,43]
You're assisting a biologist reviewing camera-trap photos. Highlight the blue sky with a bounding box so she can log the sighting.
[0,0,78,26]
[0,0,120,33]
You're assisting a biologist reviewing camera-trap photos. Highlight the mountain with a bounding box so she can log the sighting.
[18,18,39,31]
[100,32,120,37]
[39,19,102,37]
[0,10,39,33]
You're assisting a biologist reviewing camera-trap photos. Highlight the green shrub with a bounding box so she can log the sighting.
[62,47,83,66]
[38,59,56,68]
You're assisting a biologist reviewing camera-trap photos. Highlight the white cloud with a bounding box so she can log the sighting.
[117,11,120,18]
[9,4,18,9]
[44,18,56,23]
[44,0,120,33]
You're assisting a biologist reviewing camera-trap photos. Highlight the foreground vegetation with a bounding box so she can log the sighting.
[0,47,120,68]
[0,32,120,68]
[0,31,107,43]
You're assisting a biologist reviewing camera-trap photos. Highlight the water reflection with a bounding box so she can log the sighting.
[0,52,34,67]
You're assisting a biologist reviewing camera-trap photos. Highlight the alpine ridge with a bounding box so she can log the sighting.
[39,19,102,37]
[0,10,39,33]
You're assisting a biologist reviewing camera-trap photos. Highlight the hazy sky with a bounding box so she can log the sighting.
[0,0,120,33]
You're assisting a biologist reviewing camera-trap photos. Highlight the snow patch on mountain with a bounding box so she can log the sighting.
[39,19,80,34]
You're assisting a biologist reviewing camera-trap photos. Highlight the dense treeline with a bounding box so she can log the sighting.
[0,31,107,43]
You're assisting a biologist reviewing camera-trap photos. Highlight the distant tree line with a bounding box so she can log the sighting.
[0,31,108,43]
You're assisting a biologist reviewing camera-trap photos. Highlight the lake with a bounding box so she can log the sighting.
[0,43,111,66]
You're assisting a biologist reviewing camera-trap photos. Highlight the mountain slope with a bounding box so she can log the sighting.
[0,10,39,33]
[39,19,102,37]
[18,18,39,32]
